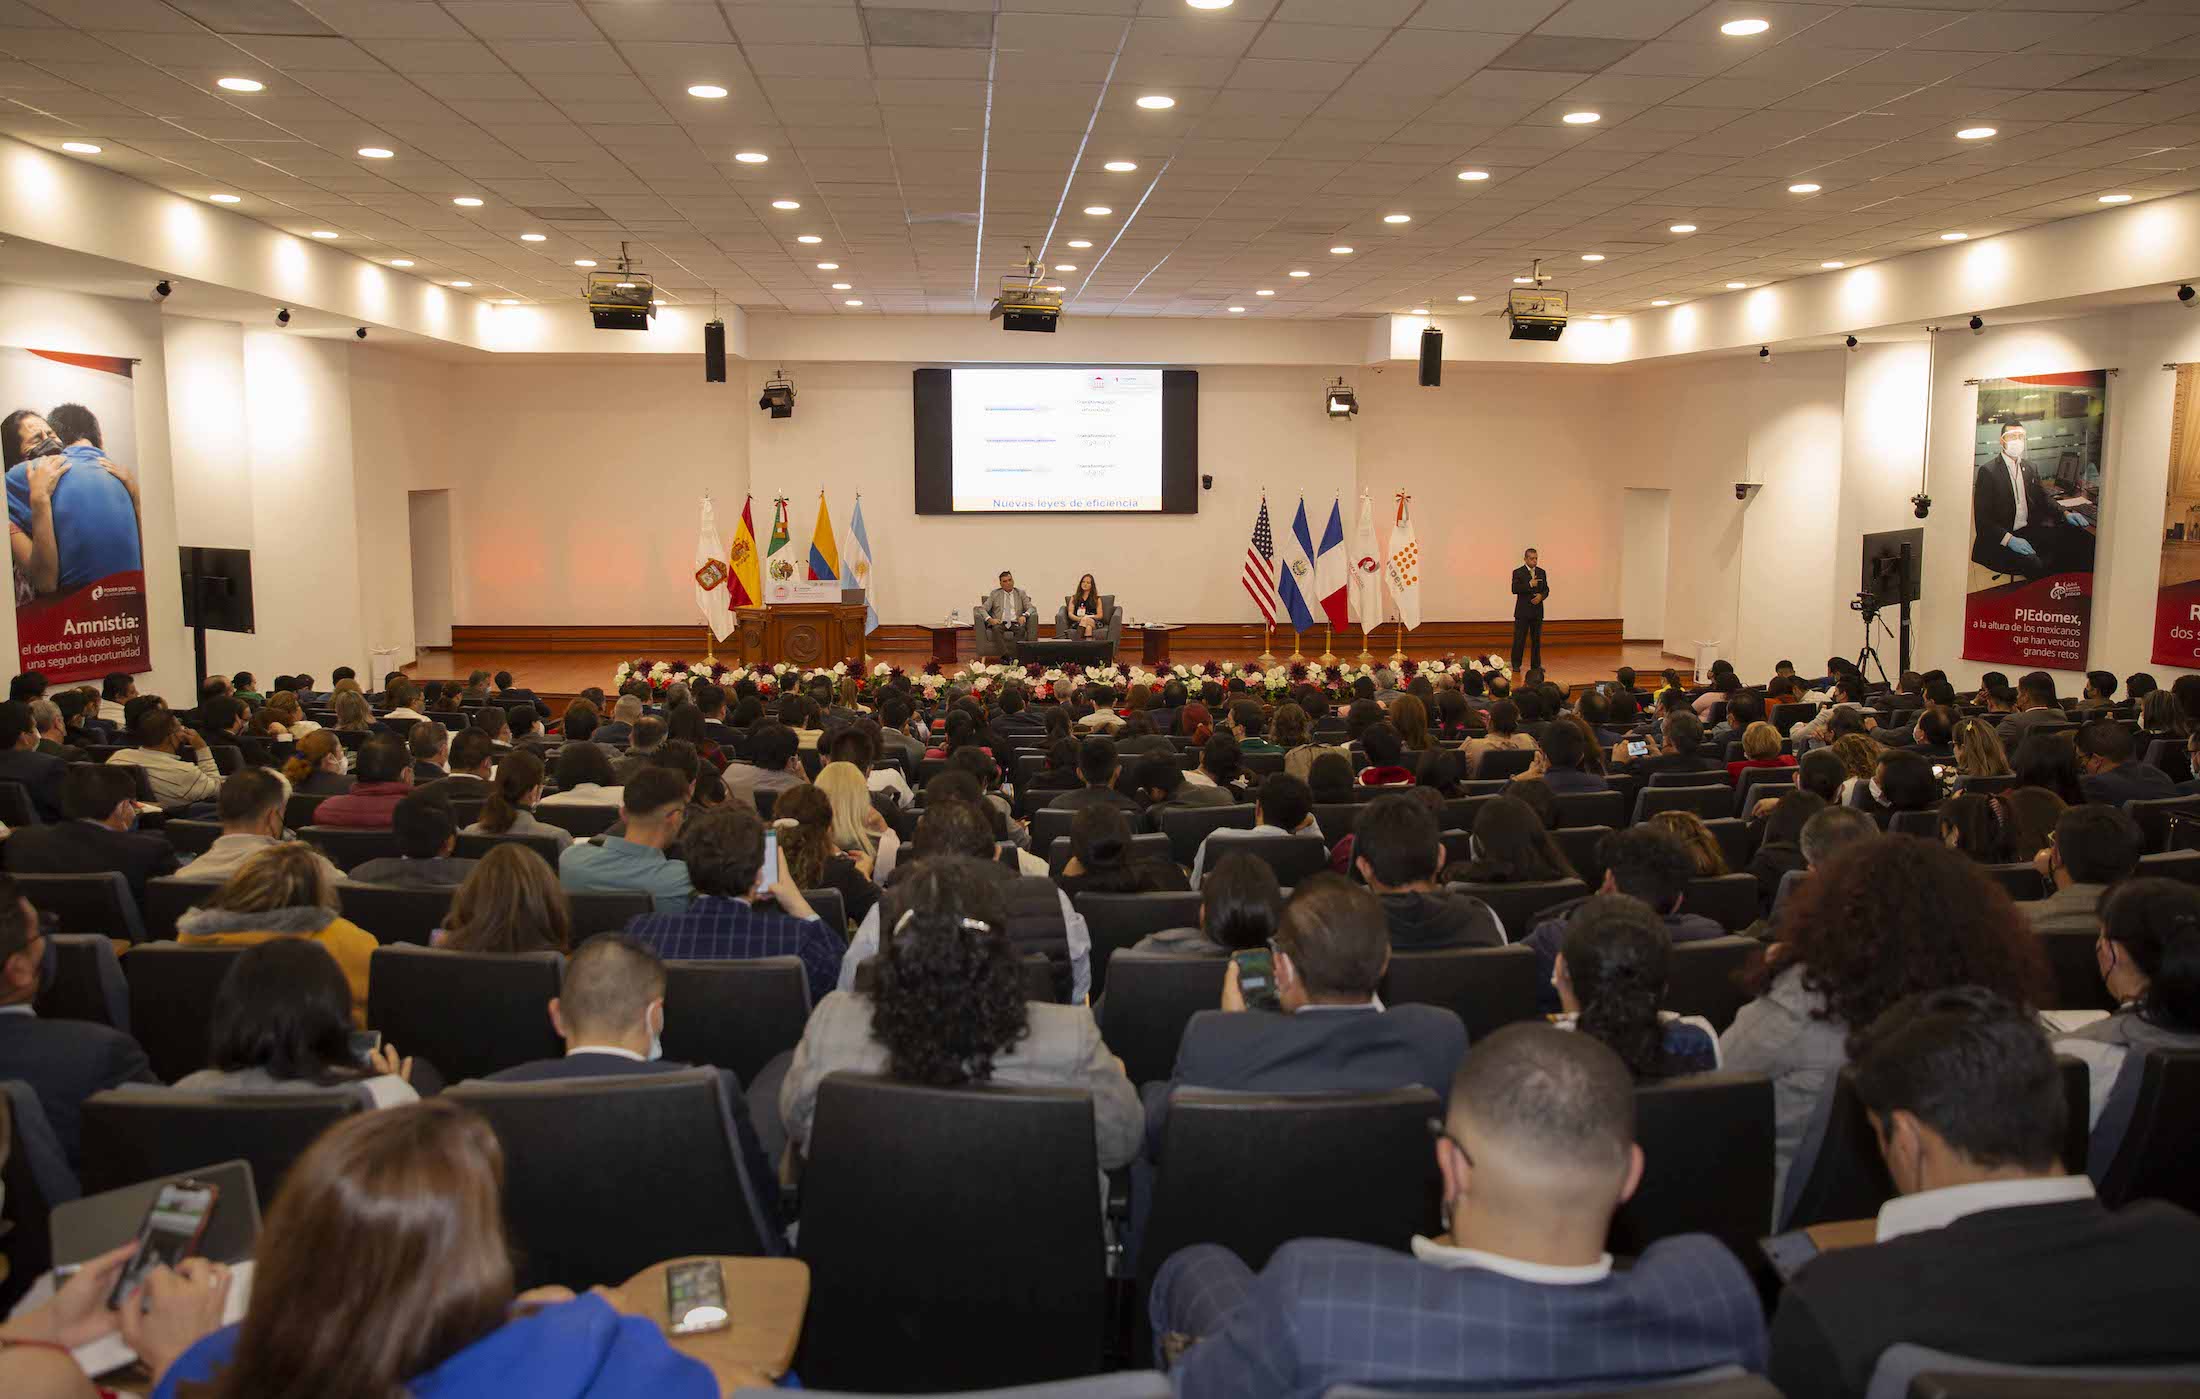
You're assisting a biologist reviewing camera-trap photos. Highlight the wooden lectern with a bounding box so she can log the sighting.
[734,593,869,668]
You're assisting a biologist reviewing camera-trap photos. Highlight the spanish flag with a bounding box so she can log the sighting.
[808,492,841,582]
[728,494,761,607]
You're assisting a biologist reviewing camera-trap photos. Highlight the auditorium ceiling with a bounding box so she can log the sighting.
[2,0,2198,320]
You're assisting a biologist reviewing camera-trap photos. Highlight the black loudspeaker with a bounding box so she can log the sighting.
[1419,325,1442,387]
[704,319,726,383]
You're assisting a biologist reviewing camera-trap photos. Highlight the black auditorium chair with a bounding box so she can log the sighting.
[660,957,813,1089]
[338,883,454,947]
[300,825,400,872]
[1099,952,1229,1085]
[1610,1074,1773,1262]
[1194,833,1331,887]
[1448,879,1587,938]
[34,933,129,1030]
[1073,891,1202,999]
[366,945,563,1083]
[535,804,620,840]
[1549,827,1611,889]
[1663,936,1758,1034]
[2093,1049,2200,1214]
[161,820,223,857]
[15,871,145,943]
[1380,946,1540,1043]
[567,889,655,937]
[1682,874,1761,934]
[78,1088,360,1208]
[454,830,564,866]
[1551,790,1626,829]
[1158,804,1256,868]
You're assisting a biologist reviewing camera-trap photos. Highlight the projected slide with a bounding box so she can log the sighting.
[949,368,1165,512]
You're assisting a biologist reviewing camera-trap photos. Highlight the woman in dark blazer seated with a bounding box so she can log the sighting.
[1066,573,1105,638]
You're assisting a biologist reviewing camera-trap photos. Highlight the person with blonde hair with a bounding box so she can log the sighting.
[280,729,353,796]
[1952,717,2013,779]
[1726,720,1795,785]
[772,783,880,930]
[176,843,375,1023]
[1647,809,1729,877]
[816,759,900,882]
[331,689,374,734]
[438,842,571,955]
[264,689,318,737]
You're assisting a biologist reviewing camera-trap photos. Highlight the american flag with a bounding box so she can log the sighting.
[1242,497,1280,624]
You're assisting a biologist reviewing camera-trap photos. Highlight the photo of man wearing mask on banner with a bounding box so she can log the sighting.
[1971,421,2095,579]
[1,403,142,601]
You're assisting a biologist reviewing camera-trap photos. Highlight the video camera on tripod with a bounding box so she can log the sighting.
[1849,590,1882,617]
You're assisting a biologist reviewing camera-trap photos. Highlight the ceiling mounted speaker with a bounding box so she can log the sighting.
[1419,325,1442,387]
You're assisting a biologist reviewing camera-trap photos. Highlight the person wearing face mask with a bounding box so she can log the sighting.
[1,403,142,598]
[1,761,177,906]
[0,875,156,1169]
[1970,423,2093,578]
[484,931,782,1226]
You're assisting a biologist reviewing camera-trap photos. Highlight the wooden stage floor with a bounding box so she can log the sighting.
[408,640,1693,705]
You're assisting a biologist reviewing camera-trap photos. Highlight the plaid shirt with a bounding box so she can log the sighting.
[624,895,844,1006]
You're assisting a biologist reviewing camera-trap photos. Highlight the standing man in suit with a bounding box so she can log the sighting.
[1155,1022,1767,1395]
[1971,423,2094,577]
[1769,986,2200,1398]
[1511,547,1548,672]
[985,569,1033,633]
[0,876,156,1167]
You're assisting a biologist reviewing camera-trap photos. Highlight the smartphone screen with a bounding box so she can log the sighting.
[348,1029,382,1064]
[665,1258,729,1334]
[755,827,778,898]
[1626,739,1650,759]
[1231,949,1281,1012]
[1758,1229,1822,1283]
[110,1180,219,1309]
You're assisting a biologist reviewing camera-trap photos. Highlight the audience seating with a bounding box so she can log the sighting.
[1029,807,1075,852]
[1196,832,1331,887]
[120,943,244,1082]
[1874,1343,2200,1399]
[0,780,37,827]
[1735,768,1798,808]
[449,1067,778,1291]
[1450,878,1587,938]
[2094,1048,2200,1214]
[2125,797,2200,855]
[1474,749,1537,780]
[162,819,223,856]
[1611,1074,1774,1263]
[1380,945,1541,1042]
[78,1088,360,1208]
[1663,936,1758,1034]
[15,871,147,943]
[2138,849,2200,888]
[661,957,813,1088]
[454,830,564,865]
[1770,703,1818,735]
[0,1079,75,1315]
[1981,863,2046,902]
[1634,786,1732,823]
[1703,818,1752,873]
[35,932,130,1030]
[1046,833,1171,879]
[1098,952,1229,1085]
[338,883,454,947]
[1072,891,1202,999]
[300,825,400,872]
[536,804,621,839]
[1683,874,1761,933]
[1439,796,1492,830]
[1552,790,1627,829]
[1321,1373,1782,1399]
[283,792,328,829]
[797,1072,1106,1391]
[366,945,563,1081]
[1953,773,2016,795]
[1647,771,1723,788]
[2036,928,2119,1012]
[1887,809,1939,839]
[1549,826,1611,888]
[1311,802,1364,840]
[1158,804,1256,867]
[568,889,655,936]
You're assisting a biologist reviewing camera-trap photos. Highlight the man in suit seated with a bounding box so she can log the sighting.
[983,569,1034,639]
[406,721,450,786]
[592,694,643,749]
[1995,671,2069,747]
[1608,711,1723,781]
[1351,794,1502,949]
[1769,986,2200,1398]
[0,875,156,1167]
[1526,826,1725,1011]
[1154,1022,1767,1396]
[194,694,267,768]
[0,698,67,821]
[29,698,85,763]
[2075,719,2174,808]
[418,728,496,805]
[1532,720,1611,795]
[2023,803,2140,936]
[1,762,177,905]
[485,930,780,1223]
[1145,875,1467,1161]
[492,668,552,719]
[612,717,668,785]
[1971,423,2094,578]
[1133,753,1232,833]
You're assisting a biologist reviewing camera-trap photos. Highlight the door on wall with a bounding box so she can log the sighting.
[408,490,453,651]
[1620,488,1671,645]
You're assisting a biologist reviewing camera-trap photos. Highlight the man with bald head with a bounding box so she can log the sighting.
[1152,1024,1767,1397]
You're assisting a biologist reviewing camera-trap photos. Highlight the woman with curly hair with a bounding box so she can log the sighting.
[1553,894,1719,1080]
[777,855,1141,1167]
[1721,834,2048,1212]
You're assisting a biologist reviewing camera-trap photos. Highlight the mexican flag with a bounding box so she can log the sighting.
[763,496,796,595]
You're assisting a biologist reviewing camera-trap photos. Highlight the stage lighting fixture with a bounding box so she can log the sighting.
[758,368,795,419]
[275,308,290,326]
[1325,378,1358,419]
[1912,493,1932,520]
[586,243,655,329]
[989,248,1061,332]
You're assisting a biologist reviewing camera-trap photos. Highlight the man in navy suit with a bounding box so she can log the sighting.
[2074,719,2175,808]
[0,877,155,1167]
[485,931,780,1226]
[1510,546,1548,671]
[1154,1023,1767,1396]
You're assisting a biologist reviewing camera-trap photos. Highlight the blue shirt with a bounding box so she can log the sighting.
[625,894,842,1005]
[6,443,141,593]
[558,836,692,914]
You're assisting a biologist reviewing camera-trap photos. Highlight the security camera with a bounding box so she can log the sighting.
[153,280,171,299]
[275,308,291,326]
[1968,314,1984,333]
[1757,345,1770,360]
[1912,493,1933,520]
[1844,334,1858,350]
[1735,482,1762,501]
[2181,285,2196,306]
[354,327,367,340]
[1200,473,1213,491]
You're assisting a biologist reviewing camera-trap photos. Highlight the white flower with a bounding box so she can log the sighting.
[873,662,889,677]
[971,675,991,692]
[832,662,848,676]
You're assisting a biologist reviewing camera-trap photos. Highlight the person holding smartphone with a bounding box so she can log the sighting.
[620,802,837,1007]
[0,1239,231,1399]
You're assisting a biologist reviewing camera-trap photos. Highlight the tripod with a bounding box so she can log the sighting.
[1853,607,1894,689]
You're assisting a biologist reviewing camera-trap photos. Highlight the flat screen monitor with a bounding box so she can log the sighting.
[1861,528,1923,607]
[178,547,255,634]
[912,367,1198,514]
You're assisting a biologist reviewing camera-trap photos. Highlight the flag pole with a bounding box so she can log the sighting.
[1320,625,1336,667]
[1290,629,1305,663]
[1389,620,1406,668]
[1260,623,1277,671]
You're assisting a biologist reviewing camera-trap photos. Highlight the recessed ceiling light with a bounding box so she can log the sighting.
[61,141,100,154]
[1457,294,1477,302]
[1721,18,1770,36]
[797,235,821,244]
[520,232,545,242]
[733,151,768,163]
[1590,314,1609,320]
[1047,285,1066,292]
[1788,183,1821,193]
[450,280,471,288]
[1581,253,1605,261]
[217,77,263,92]
[389,259,414,267]
[1228,305,1245,312]
[358,146,393,159]
[1956,126,1996,140]
[818,262,839,270]
[1084,205,1112,216]
[1669,223,1696,233]
[687,84,728,98]
[574,259,596,267]
[650,299,665,306]
[1514,277,1533,284]
[831,282,852,290]
[1726,280,1747,288]
[1457,169,1489,181]
[1187,0,1232,8]
[208,192,241,203]
[1331,246,1353,255]
[1821,260,1846,269]
[1383,213,1410,224]
[2099,193,2133,203]
[1651,299,1671,306]
[1054,263,1076,271]
[1136,94,1175,109]
[1289,269,1310,277]
[1940,231,1968,241]
[1562,111,1600,124]
[844,299,862,306]
[309,230,337,238]
[1104,160,1137,172]
[452,196,483,207]
[499,298,519,305]
[1068,239,1092,249]
[771,199,800,210]
[1256,288,1275,296]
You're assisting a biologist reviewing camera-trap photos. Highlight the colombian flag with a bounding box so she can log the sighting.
[728,495,761,607]
[808,492,840,582]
